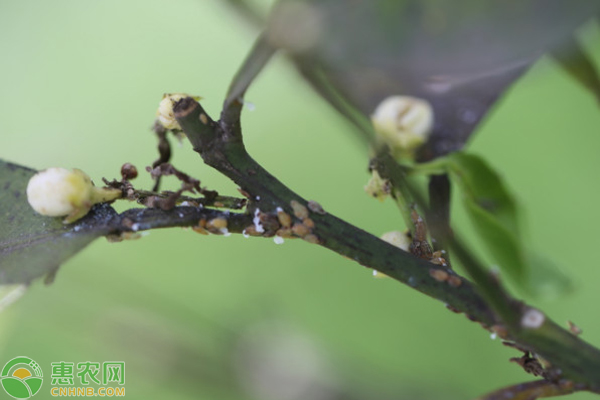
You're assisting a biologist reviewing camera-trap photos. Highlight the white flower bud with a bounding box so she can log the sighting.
[156,93,202,130]
[373,230,411,278]
[26,167,121,223]
[381,230,411,252]
[27,168,92,217]
[371,96,434,159]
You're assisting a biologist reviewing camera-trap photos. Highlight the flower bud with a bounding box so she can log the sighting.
[371,96,433,159]
[156,93,202,130]
[381,230,411,252]
[373,230,412,278]
[26,167,121,223]
[364,170,390,202]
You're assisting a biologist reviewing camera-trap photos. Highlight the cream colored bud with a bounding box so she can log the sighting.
[364,170,390,202]
[27,167,121,224]
[156,93,202,130]
[373,230,412,278]
[381,230,411,252]
[372,96,433,159]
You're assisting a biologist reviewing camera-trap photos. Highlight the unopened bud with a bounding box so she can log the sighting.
[27,167,121,224]
[381,230,411,252]
[374,230,412,278]
[372,96,433,159]
[156,93,202,130]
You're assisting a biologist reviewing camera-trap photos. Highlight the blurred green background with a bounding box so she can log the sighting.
[1,1,600,399]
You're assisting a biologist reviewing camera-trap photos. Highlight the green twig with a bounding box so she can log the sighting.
[174,96,495,324]
[373,150,517,321]
[113,206,252,234]
[129,189,246,210]
[222,33,275,131]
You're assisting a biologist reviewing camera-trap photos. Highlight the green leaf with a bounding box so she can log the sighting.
[445,153,519,234]
[525,252,574,300]
[462,196,526,282]
[0,160,115,284]
[270,0,600,157]
[550,35,600,103]
[437,152,570,295]
[442,151,526,282]
[442,152,529,282]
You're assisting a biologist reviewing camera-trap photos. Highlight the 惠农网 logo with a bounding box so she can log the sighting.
[0,356,43,399]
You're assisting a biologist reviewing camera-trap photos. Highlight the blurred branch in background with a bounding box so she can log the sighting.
[222,0,266,29]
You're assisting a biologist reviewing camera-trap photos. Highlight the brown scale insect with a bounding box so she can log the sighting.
[292,223,311,237]
[243,226,262,236]
[193,219,209,235]
[276,227,294,238]
[277,210,293,228]
[307,200,326,214]
[429,268,449,282]
[409,208,433,258]
[303,234,320,244]
[290,200,309,220]
[447,275,462,288]
[206,217,227,232]
[409,208,448,267]
[303,218,315,229]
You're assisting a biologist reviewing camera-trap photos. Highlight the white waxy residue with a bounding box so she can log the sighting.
[253,209,265,233]
[521,308,545,329]
[220,228,231,237]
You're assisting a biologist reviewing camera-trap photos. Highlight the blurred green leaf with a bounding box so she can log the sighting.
[550,36,600,102]
[0,160,113,284]
[445,153,519,234]
[526,252,574,300]
[444,153,526,282]
[270,0,600,158]
[462,197,526,281]
[425,152,571,295]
